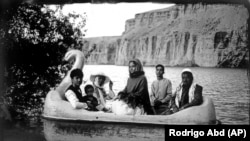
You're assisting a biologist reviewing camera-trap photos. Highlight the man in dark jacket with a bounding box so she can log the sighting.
[170,68,203,113]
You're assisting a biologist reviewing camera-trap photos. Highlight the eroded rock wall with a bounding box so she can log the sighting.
[83,36,121,64]
[116,4,249,67]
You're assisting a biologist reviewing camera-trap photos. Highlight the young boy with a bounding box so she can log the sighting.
[82,84,98,111]
[65,68,88,109]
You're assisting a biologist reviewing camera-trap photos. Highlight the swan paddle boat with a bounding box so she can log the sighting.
[43,50,219,141]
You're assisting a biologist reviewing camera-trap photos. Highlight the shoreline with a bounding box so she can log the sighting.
[84,63,248,69]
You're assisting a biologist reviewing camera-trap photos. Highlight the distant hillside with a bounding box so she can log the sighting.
[83,4,249,68]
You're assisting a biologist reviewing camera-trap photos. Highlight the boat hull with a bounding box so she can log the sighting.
[43,50,218,141]
[43,90,217,125]
[43,119,165,141]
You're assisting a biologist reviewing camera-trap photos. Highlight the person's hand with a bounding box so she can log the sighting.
[102,107,109,112]
[82,102,88,109]
[109,80,113,90]
[114,94,121,100]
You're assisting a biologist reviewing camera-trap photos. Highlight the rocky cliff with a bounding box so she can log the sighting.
[84,4,249,67]
[116,4,249,67]
[82,36,121,64]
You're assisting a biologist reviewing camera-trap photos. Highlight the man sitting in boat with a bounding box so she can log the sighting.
[150,64,172,115]
[112,59,154,115]
[65,68,88,109]
[90,72,115,111]
[82,84,98,111]
[169,68,203,113]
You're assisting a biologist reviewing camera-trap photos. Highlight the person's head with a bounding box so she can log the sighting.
[90,72,110,88]
[155,64,164,79]
[70,68,83,87]
[84,84,94,96]
[118,92,140,109]
[129,59,144,77]
[117,92,128,101]
[94,75,106,87]
[181,68,193,86]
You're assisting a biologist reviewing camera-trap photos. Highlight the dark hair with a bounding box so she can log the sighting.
[155,64,165,72]
[118,92,128,101]
[70,68,83,79]
[118,92,141,109]
[84,84,94,93]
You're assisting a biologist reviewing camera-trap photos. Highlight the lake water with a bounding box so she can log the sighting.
[2,65,249,140]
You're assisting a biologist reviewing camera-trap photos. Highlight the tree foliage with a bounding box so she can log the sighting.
[0,3,87,120]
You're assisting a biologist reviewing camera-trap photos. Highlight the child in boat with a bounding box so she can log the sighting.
[82,84,98,111]
[65,68,88,109]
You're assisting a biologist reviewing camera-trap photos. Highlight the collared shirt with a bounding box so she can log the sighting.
[65,85,88,109]
[150,78,172,106]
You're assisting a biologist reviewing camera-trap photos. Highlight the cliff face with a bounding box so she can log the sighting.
[116,4,249,67]
[83,36,121,65]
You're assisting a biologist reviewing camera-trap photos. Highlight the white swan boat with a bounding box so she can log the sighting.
[43,90,217,125]
[42,50,219,141]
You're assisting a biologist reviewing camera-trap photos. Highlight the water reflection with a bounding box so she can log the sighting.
[43,119,164,141]
[2,119,46,141]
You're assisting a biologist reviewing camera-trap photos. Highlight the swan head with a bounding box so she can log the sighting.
[64,49,85,70]
[64,49,85,62]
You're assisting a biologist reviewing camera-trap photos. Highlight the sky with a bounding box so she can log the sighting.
[61,3,175,37]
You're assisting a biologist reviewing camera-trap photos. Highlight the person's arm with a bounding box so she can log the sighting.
[161,81,172,103]
[131,77,148,97]
[65,90,88,109]
[150,82,156,106]
[114,82,128,100]
[180,85,203,110]
[92,97,98,107]
[169,90,179,113]
[151,106,157,115]
[133,77,154,115]
[107,80,115,99]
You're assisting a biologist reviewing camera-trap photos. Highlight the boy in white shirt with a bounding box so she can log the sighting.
[65,68,88,109]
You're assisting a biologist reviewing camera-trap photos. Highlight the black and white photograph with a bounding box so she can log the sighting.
[0,0,249,141]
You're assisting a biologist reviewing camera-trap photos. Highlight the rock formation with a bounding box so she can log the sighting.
[84,4,249,67]
[82,36,121,65]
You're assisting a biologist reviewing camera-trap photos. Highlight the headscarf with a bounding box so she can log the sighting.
[181,68,194,85]
[175,68,196,108]
[129,58,145,78]
[182,68,192,73]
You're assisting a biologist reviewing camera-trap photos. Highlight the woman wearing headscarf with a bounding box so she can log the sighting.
[115,59,154,115]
